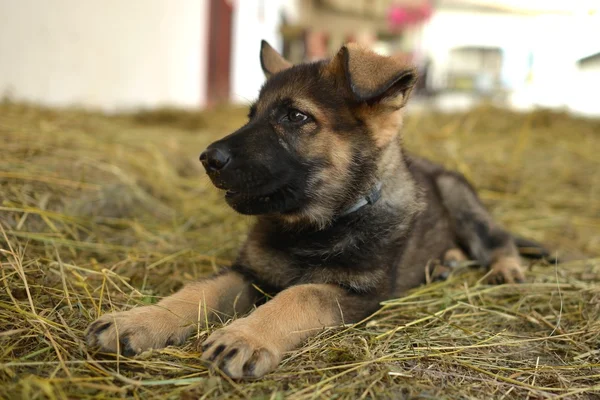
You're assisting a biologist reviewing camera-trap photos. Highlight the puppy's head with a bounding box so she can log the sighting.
[200,41,416,227]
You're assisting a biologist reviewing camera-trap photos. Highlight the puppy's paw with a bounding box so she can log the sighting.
[200,321,281,379]
[427,260,452,282]
[485,256,525,284]
[86,306,191,356]
[427,248,469,282]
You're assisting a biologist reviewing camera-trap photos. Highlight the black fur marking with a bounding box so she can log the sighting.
[166,335,178,347]
[209,344,226,361]
[222,348,238,362]
[260,205,402,272]
[91,321,111,336]
[474,219,512,252]
[119,336,135,357]
[513,235,556,261]
[204,117,312,215]
[243,357,257,376]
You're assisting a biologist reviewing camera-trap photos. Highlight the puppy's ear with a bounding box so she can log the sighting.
[260,40,292,78]
[329,43,417,106]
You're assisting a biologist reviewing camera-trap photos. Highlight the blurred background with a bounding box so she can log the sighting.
[1,0,599,116]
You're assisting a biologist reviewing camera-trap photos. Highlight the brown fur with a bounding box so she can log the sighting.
[326,44,416,104]
[85,41,537,379]
[260,41,292,78]
[86,272,254,355]
[201,284,361,378]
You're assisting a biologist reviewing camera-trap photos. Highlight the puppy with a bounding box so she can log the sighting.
[87,41,535,379]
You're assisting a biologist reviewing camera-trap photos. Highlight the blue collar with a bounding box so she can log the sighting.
[339,181,383,217]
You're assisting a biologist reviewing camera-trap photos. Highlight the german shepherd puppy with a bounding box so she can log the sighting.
[87,41,536,379]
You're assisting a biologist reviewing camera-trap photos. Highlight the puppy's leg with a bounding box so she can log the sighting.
[436,172,525,284]
[86,270,256,356]
[200,284,378,379]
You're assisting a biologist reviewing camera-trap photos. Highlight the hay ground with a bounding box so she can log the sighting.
[1,101,599,400]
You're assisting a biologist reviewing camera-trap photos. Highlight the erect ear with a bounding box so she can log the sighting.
[260,40,293,78]
[329,43,417,106]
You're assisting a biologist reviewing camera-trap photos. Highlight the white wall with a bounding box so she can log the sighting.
[566,13,600,117]
[568,57,600,117]
[421,10,533,91]
[422,9,600,116]
[507,14,600,115]
[230,0,300,105]
[0,0,208,111]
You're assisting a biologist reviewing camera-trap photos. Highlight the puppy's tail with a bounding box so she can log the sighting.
[513,235,559,263]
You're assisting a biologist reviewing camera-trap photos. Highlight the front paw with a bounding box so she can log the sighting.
[86,306,191,356]
[200,321,281,379]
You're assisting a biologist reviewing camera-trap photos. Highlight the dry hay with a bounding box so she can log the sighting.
[0,101,599,399]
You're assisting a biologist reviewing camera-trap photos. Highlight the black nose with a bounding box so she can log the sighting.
[199,147,231,172]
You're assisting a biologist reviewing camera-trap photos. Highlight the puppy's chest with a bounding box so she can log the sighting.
[240,219,402,290]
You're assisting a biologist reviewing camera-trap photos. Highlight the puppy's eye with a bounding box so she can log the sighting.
[282,109,308,123]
